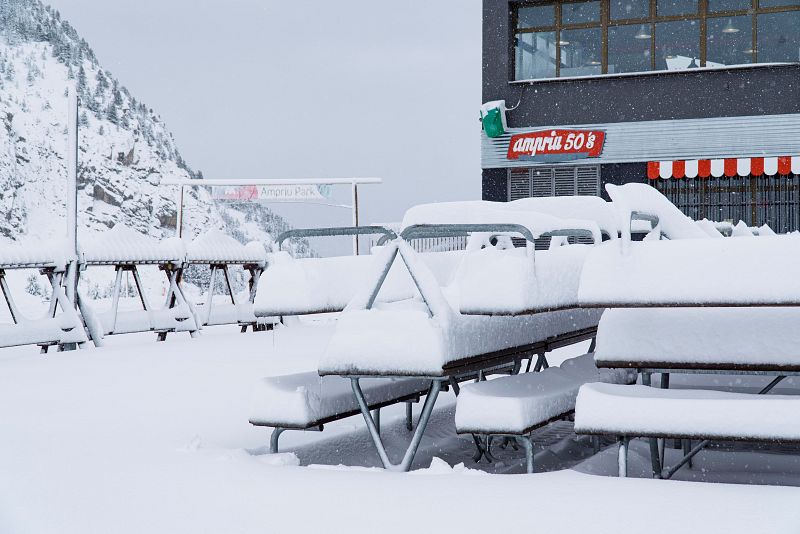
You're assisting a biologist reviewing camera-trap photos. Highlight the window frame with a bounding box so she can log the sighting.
[511,0,800,81]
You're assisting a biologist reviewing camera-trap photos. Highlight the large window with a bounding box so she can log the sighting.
[513,0,800,80]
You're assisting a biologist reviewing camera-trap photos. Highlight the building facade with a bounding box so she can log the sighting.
[482,0,800,231]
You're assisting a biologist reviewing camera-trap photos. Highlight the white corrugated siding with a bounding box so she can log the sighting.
[482,113,800,169]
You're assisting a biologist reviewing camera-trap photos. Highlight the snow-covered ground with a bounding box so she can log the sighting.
[1,324,799,533]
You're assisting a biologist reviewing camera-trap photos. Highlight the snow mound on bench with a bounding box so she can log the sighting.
[249,372,429,428]
[454,354,634,434]
[579,236,800,306]
[455,244,592,315]
[80,225,185,264]
[186,230,267,265]
[0,315,87,348]
[574,383,800,441]
[606,183,709,240]
[594,308,800,370]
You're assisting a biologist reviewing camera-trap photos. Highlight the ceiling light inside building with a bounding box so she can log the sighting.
[722,18,740,33]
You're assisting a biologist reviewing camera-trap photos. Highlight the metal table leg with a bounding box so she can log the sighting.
[351,377,443,472]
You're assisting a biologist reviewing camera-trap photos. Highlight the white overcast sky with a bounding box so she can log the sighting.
[46,0,482,228]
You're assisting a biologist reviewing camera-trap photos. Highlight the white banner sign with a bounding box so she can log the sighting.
[212,184,332,202]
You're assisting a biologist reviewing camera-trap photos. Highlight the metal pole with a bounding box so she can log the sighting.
[176,185,185,238]
[351,182,359,255]
[66,85,79,305]
[67,85,78,259]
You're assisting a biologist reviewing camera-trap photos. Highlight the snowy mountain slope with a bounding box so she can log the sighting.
[0,0,309,255]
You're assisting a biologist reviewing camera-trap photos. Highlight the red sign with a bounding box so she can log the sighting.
[507,129,605,161]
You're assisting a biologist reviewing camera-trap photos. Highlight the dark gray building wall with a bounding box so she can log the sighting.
[482,0,800,129]
[600,163,647,200]
[482,168,508,201]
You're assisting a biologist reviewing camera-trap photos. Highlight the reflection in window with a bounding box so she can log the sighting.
[656,20,700,70]
[515,32,557,80]
[517,5,555,29]
[610,0,649,19]
[657,0,698,16]
[561,1,601,24]
[560,28,603,76]
[707,0,750,11]
[757,12,800,63]
[608,24,651,73]
[707,16,752,66]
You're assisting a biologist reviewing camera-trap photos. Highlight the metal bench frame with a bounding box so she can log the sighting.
[0,261,87,352]
[77,260,199,341]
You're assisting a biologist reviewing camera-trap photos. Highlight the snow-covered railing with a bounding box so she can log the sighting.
[184,230,271,331]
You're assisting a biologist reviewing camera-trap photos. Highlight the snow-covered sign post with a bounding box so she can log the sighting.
[161,178,382,255]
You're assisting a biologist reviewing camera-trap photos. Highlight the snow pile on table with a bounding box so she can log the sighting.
[594,308,800,369]
[505,196,618,238]
[606,183,709,240]
[185,229,267,265]
[455,354,634,434]
[319,242,601,376]
[575,383,800,440]
[455,243,592,315]
[249,372,429,427]
[254,248,464,317]
[578,236,800,306]
[0,235,72,269]
[80,225,185,264]
[401,200,603,244]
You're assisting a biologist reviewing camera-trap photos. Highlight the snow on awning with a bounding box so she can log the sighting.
[648,156,800,180]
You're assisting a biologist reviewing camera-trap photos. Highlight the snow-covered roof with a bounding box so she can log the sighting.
[578,236,800,307]
[79,225,185,265]
[185,230,267,265]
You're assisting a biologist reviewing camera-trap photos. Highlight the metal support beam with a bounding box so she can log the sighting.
[270,427,286,454]
[351,378,442,472]
[618,437,629,477]
[641,372,662,478]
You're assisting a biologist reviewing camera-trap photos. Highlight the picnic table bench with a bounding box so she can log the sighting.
[455,354,635,472]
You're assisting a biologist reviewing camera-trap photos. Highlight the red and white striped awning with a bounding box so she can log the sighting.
[648,156,800,180]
